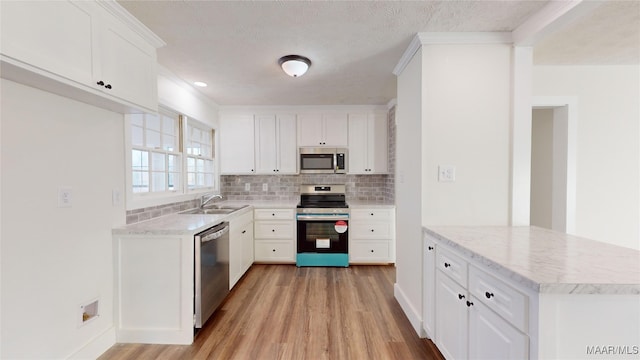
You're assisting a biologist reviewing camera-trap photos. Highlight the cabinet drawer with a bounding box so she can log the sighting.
[254,209,294,220]
[349,241,391,263]
[350,208,394,221]
[254,221,294,239]
[254,241,294,262]
[469,265,528,332]
[350,221,392,239]
[436,246,468,287]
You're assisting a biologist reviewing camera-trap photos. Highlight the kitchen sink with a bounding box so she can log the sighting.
[180,205,248,215]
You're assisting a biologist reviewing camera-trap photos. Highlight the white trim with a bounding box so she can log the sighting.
[511,47,534,226]
[219,104,387,114]
[532,96,578,235]
[386,98,397,110]
[157,65,220,110]
[394,283,423,336]
[68,327,116,359]
[512,0,603,46]
[392,35,423,76]
[393,32,513,76]
[96,0,166,48]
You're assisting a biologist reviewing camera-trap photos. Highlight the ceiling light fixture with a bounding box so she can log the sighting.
[193,81,208,87]
[278,55,311,77]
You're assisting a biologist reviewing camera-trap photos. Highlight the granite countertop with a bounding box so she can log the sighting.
[114,199,394,236]
[424,226,640,295]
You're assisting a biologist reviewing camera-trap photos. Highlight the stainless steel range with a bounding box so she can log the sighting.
[296,185,349,267]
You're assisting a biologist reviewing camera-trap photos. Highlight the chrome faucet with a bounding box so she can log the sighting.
[200,193,223,208]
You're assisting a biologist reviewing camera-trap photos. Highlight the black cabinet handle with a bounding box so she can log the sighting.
[272,249,276,252]
[242,230,246,234]
[485,292,494,299]
[370,249,374,253]
[271,229,275,232]
[428,246,434,251]
[272,213,275,216]
[370,213,374,216]
[105,84,112,89]
[458,294,465,300]
[444,262,451,268]
[96,80,104,86]
[466,301,474,307]
[370,229,374,232]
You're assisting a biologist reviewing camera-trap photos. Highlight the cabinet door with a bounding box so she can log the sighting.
[97,16,158,111]
[240,224,254,274]
[276,114,298,174]
[1,1,94,84]
[347,113,368,174]
[220,115,255,174]
[298,113,324,146]
[422,236,436,339]
[469,297,529,359]
[369,113,388,173]
[435,270,468,360]
[229,227,243,289]
[254,114,278,174]
[322,113,348,147]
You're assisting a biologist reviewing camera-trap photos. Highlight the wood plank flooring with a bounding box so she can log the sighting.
[99,264,444,360]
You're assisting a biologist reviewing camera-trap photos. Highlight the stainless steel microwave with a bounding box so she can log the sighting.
[299,147,347,174]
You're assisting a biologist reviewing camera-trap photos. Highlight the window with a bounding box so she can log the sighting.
[130,112,181,194]
[126,111,217,203]
[186,124,215,190]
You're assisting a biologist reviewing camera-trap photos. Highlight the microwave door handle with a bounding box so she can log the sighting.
[334,153,338,173]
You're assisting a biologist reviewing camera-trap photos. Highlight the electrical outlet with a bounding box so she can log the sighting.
[244,183,251,191]
[112,188,121,206]
[438,165,456,182]
[262,183,268,192]
[58,187,73,207]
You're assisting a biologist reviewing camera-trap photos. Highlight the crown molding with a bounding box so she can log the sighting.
[96,0,166,49]
[393,32,513,76]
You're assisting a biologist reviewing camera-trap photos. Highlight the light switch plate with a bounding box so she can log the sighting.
[438,165,456,182]
[58,187,73,207]
[244,183,251,191]
[262,183,268,192]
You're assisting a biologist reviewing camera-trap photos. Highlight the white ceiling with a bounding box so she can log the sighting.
[118,0,640,106]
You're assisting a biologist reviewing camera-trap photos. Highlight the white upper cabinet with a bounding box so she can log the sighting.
[0,1,162,113]
[220,115,256,174]
[348,112,388,174]
[298,112,348,147]
[254,114,297,174]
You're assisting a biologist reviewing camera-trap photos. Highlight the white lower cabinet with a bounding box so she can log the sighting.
[468,296,529,359]
[435,270,469,360]
[422,234,436,339]
[229,209,254,289]
[432,237,529,360]
[348,207,395,263]
[253,208,295,263]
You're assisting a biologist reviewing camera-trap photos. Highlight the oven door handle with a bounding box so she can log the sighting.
[296,215,349,221]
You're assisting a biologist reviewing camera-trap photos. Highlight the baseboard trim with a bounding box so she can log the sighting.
[68,326,116,360]
[394,283,423,336]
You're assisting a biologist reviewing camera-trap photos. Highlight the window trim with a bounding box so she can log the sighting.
[124,108,220,211]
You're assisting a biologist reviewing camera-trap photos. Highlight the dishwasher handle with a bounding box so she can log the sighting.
[200,224,229,243]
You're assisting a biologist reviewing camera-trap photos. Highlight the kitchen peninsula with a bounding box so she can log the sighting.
[423,226,640,360]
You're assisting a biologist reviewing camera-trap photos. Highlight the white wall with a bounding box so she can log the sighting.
[533,66,640,250]
[1,79,125,358]
[157,66,219,128]
[421,44,512,226]
[394,48,424,334]
[531,109,554,228]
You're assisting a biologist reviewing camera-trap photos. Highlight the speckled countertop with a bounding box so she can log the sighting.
[114,200,394,236]
[425,226,640,295]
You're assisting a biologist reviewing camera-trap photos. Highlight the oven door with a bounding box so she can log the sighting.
[297,214,348,253]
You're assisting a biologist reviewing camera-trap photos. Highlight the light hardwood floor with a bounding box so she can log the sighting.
[99,264,443,360]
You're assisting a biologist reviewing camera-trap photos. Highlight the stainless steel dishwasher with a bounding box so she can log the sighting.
[194,221,229,328]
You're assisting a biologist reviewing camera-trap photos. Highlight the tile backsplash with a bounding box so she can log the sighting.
[220,174,394,203]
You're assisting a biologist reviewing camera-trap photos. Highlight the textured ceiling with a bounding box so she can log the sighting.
[118,0,639,106]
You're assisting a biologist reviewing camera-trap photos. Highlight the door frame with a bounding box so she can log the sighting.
[531,96,577,234]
